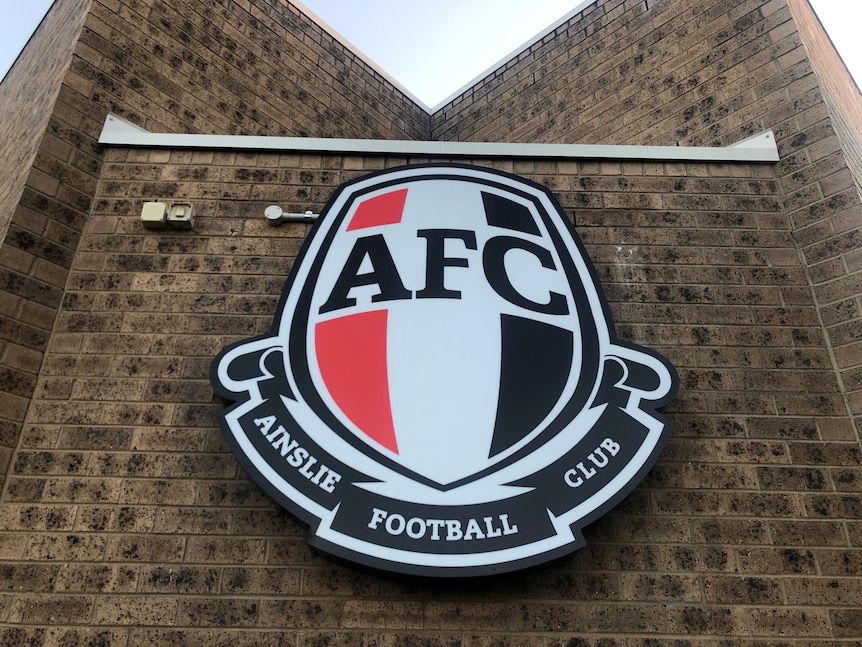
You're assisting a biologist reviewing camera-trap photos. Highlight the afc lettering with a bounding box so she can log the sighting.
[320,228,569,316]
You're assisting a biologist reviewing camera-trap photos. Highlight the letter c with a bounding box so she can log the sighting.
[483,236,569,315]
[565,469,583,487]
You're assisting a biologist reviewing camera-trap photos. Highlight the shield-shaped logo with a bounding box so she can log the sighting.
[211,164,678,576]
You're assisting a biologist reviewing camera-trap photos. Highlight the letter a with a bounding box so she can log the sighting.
[254,415,277,435]
[319,234,411,314]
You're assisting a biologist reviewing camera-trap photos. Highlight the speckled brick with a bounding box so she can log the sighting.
[103,535,186,563]
[91,595,178,626]
[258,599,343,629]
[8,594,94,624]
[53,564,139,594]
[128,629,216,647]
[176,598,259,627]
[42,628,130,647]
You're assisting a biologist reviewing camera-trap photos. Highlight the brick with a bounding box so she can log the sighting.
[53,564,139,593]
[659,546,735,573]
[584,603,666,633]
[832,467,862,492]
[91,595,178,626]
[152,507,232,535]
[784,577,862,606]
[8,594,94,624]
[176,598,259,627]
[220,567,301,596]
[258,599,342,628]
[104,535,186,562]
[831,609,862,638]
[423,602,513,631]
[769,520,848,546]
[747,607,831,637]
[300,568,380,597]
[42,628,129,647]
[620,573,702,602]
[690,518,770,545]
[85,453,163,478]
[129,629,218,647]
[737,547,818,575]
[805,494,862,519]
[703,576,784,605]
[664,606,748,637]
[0,504,77,531]
[119,478,197,505]
[185,537,266,564]
[0,564,60,592]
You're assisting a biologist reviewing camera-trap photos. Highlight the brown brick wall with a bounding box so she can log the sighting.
[432,0,800,147]
[0,0,428,478]
[3,149,860,643]
[0,0,91,240]
[783,0,862,427]
[786,0,862,185]
[432,0,862,430]
[0,0,94,477]
[70,0,427,139]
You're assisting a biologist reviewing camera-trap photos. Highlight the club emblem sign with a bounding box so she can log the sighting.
[211,164,678,576]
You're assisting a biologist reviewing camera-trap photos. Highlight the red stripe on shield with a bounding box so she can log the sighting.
[315,310,399,454]
[347,189,408,231]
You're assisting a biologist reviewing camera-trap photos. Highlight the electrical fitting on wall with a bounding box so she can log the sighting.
[140,201,196,230]
[168,202,195,229]
[264,206,319,225]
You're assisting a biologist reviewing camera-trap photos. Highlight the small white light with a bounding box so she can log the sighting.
[265,205,284,224]
[264,206,319,225]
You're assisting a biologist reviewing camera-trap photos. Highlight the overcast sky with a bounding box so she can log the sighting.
[1,1,860,110]
[299,0,587,108]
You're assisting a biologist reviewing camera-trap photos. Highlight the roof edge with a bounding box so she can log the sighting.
[99,113,779,162]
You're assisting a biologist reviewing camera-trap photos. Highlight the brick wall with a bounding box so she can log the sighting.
[4,148,860,643]
[0,0,93,477]
[432,0,862,445]
[0,0,428,478]
[786,0,862,185]
[783,0,862,429]
[70,0,428,139]
[0,0,91,240]
[432,0,804,148]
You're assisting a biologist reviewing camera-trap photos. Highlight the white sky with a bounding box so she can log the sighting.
[299,0,585,108]
[1,1,860,110]
[0,0,55,83]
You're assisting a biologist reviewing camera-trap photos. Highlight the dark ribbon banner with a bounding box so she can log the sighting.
[231,391,656,556]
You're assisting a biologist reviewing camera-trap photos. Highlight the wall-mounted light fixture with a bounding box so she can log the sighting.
[264,206,318,226]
